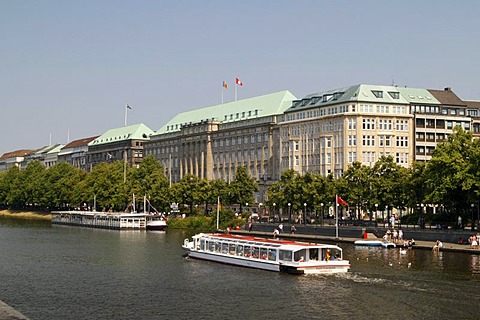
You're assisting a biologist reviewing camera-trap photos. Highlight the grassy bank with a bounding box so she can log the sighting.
[0,210,52,221]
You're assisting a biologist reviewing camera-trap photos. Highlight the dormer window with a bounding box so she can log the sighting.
[388,91,400,99]
[372,90,383,98]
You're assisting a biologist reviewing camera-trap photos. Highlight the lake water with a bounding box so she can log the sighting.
[1,217,479,320]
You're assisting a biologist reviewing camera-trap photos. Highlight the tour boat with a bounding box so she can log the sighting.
[182,233,350,274]
[146,214,167,231]
[354,240,396,249]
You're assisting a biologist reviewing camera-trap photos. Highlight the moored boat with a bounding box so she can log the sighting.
[182,233,350,274]
[354,240,396,248]
[146,214,167,231]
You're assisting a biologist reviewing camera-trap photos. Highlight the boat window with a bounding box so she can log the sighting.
[215,242,221,253]
[222,243,229,254]
[309,248,319,260]
[200,239,206,250]
[236,245,244,256]
[208,241,215,252]
[267,249,277,261]
[279,250,292,262]
[294,249,307,262]
[260,248,267,260]
[252,247,260,259]
[229,243,236,255]
[245,246,252,258]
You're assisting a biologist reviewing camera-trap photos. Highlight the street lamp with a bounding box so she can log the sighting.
[320,203,324,226]
[273,203,276,221]
[471,203,475,231]
[288,203,291,223]
[374,204,378,222]
[304,203,307,225]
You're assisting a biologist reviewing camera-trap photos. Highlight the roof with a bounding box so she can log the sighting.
[428,88,466,106]
[88,123,154,147]
[63,136,99,149]
[154,90,297,135]
[46,144,65,154]
[465,100,480,109]
[287,84,441,113]
[0,149,37,161]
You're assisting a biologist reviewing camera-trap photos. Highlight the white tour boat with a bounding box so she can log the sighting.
[182,233,350,274]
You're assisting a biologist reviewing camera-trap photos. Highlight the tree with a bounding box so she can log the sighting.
[42,162,86,209]
[229,166,258,212]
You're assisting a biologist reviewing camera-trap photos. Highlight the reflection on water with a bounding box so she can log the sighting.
[1,219,480,320]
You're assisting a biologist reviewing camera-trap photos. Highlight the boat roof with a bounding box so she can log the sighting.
[51,211,149,218]
[195,233,342,250]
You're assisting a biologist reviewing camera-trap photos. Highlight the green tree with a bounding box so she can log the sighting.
[229,166,258,212]
[42,162,86,209]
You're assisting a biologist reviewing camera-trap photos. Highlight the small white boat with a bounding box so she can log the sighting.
[354,240,396,249]
[146,214,167,231]
[182,233,350,274]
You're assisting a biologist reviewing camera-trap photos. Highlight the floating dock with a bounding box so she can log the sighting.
[51,211,148,230]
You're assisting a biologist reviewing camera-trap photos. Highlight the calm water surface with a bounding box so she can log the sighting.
[1,217,480,320]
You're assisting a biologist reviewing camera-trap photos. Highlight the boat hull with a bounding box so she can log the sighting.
[354,240,396,248]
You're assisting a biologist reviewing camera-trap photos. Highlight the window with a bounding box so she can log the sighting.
[363,118,375,130]
[348,118,356,130]
[348,135,356,146]
[372,90,383,98]
[388,91,400,99]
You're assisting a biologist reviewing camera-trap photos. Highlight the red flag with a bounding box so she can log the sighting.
[235,77,243,86]
[336,195,348,206]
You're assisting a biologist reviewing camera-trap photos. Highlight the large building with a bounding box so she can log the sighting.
[144,91,297,187]
[86,123,154,171]
[279,84,414,178]
[58,136,99,171]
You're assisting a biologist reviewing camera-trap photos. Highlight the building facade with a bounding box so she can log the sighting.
[57,136,99,171]
[86,123,154,171]
[279,84,414,178]
[144,91,297,186]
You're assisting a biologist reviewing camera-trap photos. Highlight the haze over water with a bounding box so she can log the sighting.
[1,218,479,320]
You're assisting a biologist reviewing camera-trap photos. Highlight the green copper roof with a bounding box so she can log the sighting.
[288,84,440,112]
[89,123,154,146]
[46,144,65,154]
[396,87,440,104]
[154,90,297,134]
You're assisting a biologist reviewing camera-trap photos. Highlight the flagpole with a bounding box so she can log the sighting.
[335,195,339,238]
[235,84,237,101]
[125,104,127,127]
[222,89,224,104]
[216,196,220,230]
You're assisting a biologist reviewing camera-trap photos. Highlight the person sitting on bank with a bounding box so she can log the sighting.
[432,240,443,252]
[273,228,280,238]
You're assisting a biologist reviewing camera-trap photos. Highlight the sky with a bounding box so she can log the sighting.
[1,0,480,155]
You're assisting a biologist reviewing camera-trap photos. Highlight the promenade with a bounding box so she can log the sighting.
[0,300,29,320]
[230,228,480,255]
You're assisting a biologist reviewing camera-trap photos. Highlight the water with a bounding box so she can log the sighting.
[1,218,480,320]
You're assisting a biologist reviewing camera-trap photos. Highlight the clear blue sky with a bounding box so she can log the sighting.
[1,0,479,155]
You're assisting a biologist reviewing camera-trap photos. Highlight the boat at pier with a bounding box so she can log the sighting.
[354,240,396,248]
[51,211,148,230]
[182,233,350,274]
[146,214,167,231]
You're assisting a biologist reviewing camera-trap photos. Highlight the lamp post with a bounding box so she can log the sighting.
[375,203,378,223]
[471,203,475,231]
[320,203,324,226]
[304,203,307,225]
[273,203,276,222]
[288,203,291,223]
[420,203,424,229]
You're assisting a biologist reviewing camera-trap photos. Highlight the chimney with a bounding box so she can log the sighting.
[444,87,451,91]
